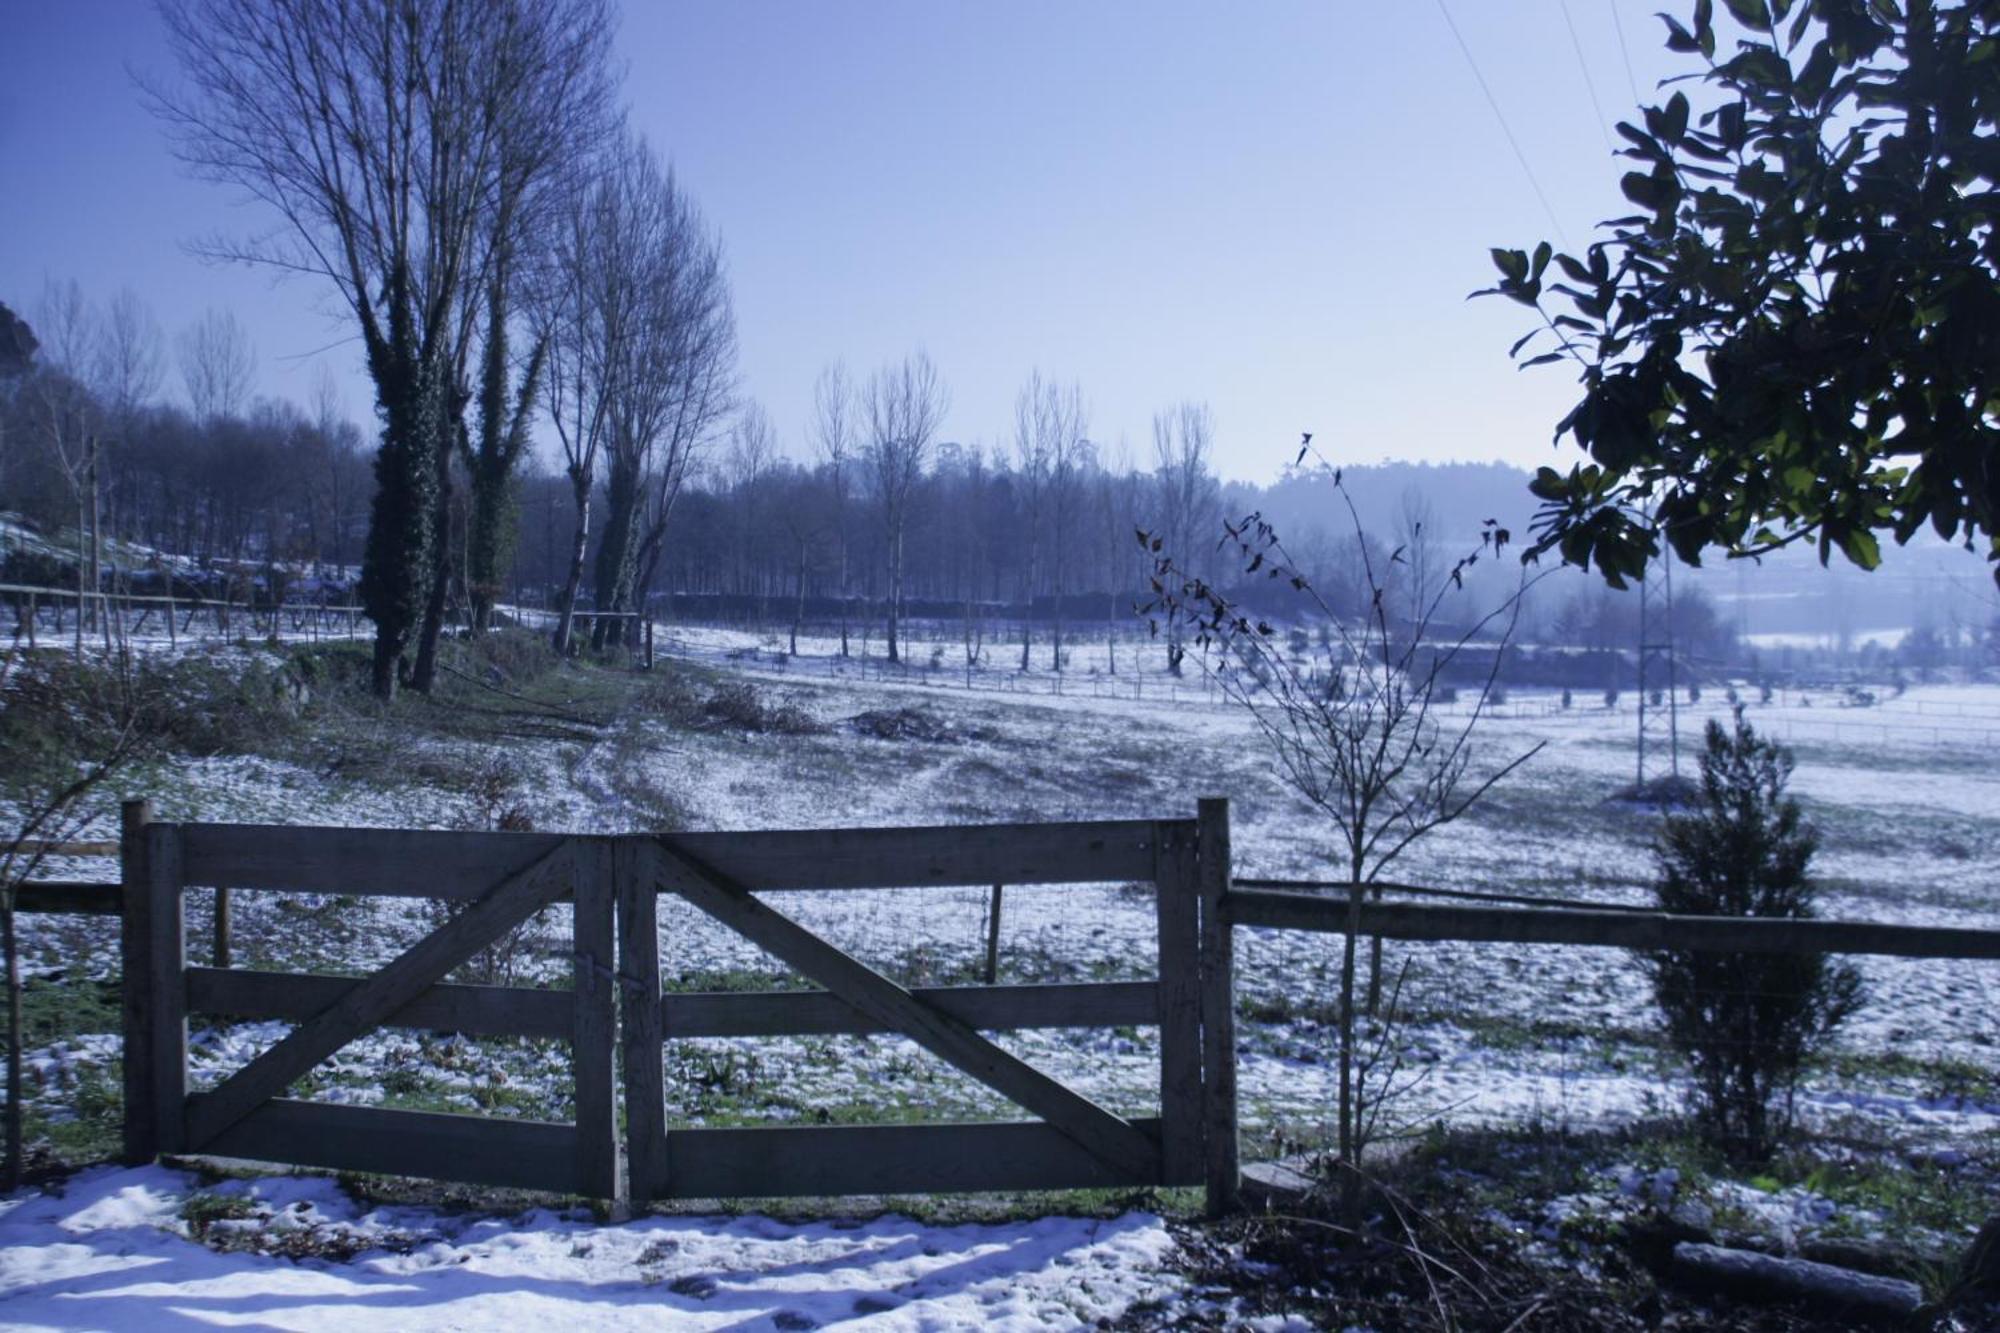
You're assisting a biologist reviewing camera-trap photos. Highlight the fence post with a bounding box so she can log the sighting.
[616,839,664,1206]
[119,800,154,1163]
[983,884,1004,985]
[572,840,620,1201]
[1154,819,1203,1188]
[208,885,233,968]
[122,803,187,1160]
[1197,796,1239,1216]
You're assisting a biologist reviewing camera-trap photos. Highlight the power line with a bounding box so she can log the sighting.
[1559,0,1617,153]
[1434,0,1571,248]
[1609,0,1644,106]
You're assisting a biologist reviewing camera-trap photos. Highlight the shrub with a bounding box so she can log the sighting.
[1645,714,1862,1163]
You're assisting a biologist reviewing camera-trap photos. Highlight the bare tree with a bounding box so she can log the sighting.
[723,404,776,618]
[628,239,737,635]
[1395,485,1441,627]
[1011,379,1048,671]
[812,362,856,656]
[30,281,106,652]
[1149,401,1218,675]
[864,352,947,664]
[176,308,255,423]
[1145,456,1541,1233]
[589,153,734,652]
[152,0,614,698]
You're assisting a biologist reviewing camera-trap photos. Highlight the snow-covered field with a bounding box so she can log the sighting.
[5,624,1996,1325]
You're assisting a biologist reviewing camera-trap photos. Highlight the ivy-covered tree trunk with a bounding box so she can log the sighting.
[463,274,546,634]
[358,337,445,701]
[407,397,464,695]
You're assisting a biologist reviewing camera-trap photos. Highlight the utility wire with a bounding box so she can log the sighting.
[1560,0,1618,153]
[1609,0,1644,106]
[1434,0,1571,248]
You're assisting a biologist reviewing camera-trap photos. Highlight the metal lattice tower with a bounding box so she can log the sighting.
[1635,555,1681,791]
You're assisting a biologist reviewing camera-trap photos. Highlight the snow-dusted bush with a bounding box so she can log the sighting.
[1646,715,1862,1163]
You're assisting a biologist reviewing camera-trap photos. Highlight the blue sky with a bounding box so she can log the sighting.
[0,1,1684,482]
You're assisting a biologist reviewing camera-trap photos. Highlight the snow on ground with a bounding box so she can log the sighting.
[0,1166,1178,1331]
[13,625,2000,1172]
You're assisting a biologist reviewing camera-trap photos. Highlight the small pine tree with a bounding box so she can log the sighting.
[1646,714,1862,1163]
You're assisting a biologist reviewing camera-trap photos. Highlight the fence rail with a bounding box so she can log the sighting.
[1224,888,2000,960]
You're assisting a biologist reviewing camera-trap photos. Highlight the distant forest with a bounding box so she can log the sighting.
[2,287,1991,679]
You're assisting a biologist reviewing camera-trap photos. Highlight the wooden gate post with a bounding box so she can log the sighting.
[616,841,665,1205]
[1197,796,1239,1215]
[119,800,154,1163]
[122,801,187,1161]
[1155,820,1203,1188]
[573,840,620,1201]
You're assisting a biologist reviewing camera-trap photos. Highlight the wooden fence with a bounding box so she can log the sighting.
[13,798,2000,1216]
[82,801,1236,1209]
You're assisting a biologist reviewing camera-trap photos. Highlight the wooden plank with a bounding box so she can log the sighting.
[1153,820,1204,1187]
[182,840,575,1151]
[16,880,123,915]
[572,840,618,1201]
[182,825,567,899]
[202,1099,577,1194]
[1196,797,1240,1215]
[184,968,570,1039]
[148,823,188,1155]
[663,981,1160,1038]
[10,839,119,857]
[119,801,154,1164]
[181,820,1167,897]
[657,840,1161,1184]
[617,839,665,1206]
[654,1119,1168,1199]
[1225,892,2000,960]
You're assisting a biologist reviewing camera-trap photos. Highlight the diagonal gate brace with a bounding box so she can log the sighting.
[183,840,576,1151]
[653,839,1161,1183]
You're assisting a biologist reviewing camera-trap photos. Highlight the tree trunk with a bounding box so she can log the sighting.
[592,452,645,652]
[553,479,591,656]
[3,901,21,1192]
[408,411,459,695]
[358,350,445,701]
[73,493,87,657]
[886,523,903,664]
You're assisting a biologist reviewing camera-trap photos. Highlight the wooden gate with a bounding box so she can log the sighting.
[618,801,1236,1205]
[122,808,620,1197]
[120,801,1239,1209]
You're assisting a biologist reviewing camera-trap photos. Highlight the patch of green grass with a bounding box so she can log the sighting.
[1780,1148,1998,1244]
[14,976,121,1048]
[182,1190,259,1238]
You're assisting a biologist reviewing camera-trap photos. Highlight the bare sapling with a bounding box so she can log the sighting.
[1142,441,1544,1232]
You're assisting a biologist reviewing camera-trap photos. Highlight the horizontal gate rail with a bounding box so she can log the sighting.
[1226,889,2000,959]
[663,980,1161,1039]
[202,1100,578,1194]
[652,1119,1174,1200]
[180,819,1163,898]
[13,880,122,915]
[186,968,573,1039]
